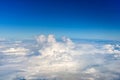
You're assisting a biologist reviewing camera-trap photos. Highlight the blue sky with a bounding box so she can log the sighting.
[0,0,120,40]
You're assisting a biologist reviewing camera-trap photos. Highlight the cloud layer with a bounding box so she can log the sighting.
[0,34,120,80]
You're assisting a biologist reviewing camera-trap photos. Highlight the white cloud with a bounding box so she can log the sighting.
[1,47,29,55]
[0,34,120,80]
[84,68,97,74]
[36,35,47,44]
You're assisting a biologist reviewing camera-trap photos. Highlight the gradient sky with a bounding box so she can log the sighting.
[0,0,120,40]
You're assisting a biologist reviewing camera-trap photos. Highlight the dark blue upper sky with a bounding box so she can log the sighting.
[0,0,120,40]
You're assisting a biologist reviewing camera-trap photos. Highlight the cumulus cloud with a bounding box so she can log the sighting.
[36,35,47,44]
[0,34,120,80]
